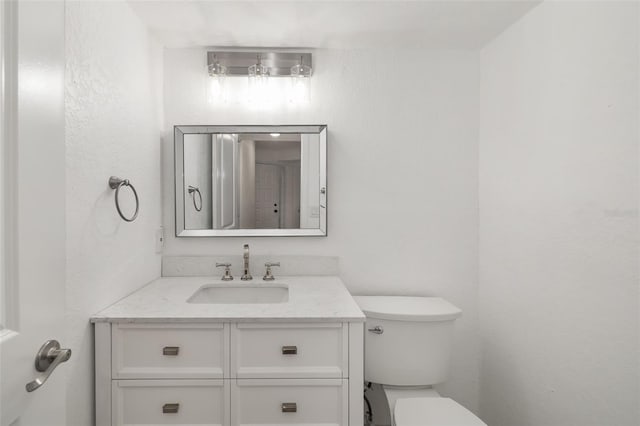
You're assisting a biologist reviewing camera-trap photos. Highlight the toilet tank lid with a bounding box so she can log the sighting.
[352,296,462,322]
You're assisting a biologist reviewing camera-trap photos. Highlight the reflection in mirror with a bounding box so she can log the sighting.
[175,125,326,237]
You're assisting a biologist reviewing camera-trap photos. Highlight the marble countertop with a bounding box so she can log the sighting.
[90,276,365,323]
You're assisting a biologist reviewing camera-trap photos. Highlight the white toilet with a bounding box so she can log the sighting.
[353,296,486,426]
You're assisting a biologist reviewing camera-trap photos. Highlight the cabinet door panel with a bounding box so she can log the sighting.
[231,379,348,426]
[112,323,228,379]
[232,323,346,379]
[112,379,229,426]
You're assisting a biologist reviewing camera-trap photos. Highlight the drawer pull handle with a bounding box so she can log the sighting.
[282,345,297,355]
[281,402,297,413]
[162,403,180,414]
[163,346,180,356]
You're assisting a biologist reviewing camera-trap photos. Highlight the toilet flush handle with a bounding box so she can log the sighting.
[368,326,384,334]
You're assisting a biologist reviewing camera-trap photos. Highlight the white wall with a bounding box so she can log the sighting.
[478,2,639,425]
[65,1,163,424]
[163,48,480,415]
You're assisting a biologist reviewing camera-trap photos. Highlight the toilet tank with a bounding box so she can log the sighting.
[353,296,462,386]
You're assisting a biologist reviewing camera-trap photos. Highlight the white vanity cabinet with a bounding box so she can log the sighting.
[232,379,347,426]
[95,321,363,426]
[112,379,228,426]
[112,323,229,379]
[231,323,346,379]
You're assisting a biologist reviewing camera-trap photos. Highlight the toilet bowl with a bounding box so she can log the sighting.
[395,397,486,426]
[383,383,486,426]
[382,385,440,413]
[353,296,486,426]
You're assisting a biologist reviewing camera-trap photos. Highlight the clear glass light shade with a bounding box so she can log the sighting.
[247,62,271,106]
[290,62,312,104]
[207,62,227,104]
[248,62,269,78]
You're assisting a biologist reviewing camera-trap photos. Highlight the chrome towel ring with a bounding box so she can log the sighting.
[109,176,139,222]
[188,185,203,212]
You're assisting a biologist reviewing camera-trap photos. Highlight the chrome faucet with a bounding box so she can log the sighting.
[241,244,252,280]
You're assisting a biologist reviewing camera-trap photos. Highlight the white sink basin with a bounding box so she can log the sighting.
[187,284,289,304]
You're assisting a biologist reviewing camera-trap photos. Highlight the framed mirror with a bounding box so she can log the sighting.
[175,125,327,237]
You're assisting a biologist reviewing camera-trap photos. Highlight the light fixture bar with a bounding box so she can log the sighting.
[207,51,312,77]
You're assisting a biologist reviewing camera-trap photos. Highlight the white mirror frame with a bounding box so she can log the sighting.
[175,125,327,237]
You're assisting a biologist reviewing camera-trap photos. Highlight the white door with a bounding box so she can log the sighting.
[0,1,67,425]
[255,164,282,229]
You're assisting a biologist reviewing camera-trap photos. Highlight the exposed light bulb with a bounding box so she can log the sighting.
[289,55,312,105]
[207,55,227,105]
[208,75,225,103]
[248,53,272,107]
[290,76,310,104]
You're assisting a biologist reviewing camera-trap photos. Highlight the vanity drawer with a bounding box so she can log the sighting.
[231,323,347,379]
[112,323,229,379]
[231,379,347,426]
[112,379,228,426]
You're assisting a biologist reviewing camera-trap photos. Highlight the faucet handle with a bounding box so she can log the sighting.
[263,262,280,281]
[215,262,233,281]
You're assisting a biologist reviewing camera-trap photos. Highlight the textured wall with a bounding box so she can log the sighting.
[64,1,163,424]
[163,48,481,417]
[478,2,639,425]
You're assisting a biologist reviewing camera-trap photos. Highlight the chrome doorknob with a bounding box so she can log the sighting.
[25,340,71,392]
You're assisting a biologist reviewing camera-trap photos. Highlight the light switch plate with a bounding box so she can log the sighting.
[155,227,164,253]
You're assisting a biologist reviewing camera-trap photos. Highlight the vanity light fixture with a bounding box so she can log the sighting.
[207,54,227,104]
[206,51,313,107]
[270,133,281,137]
